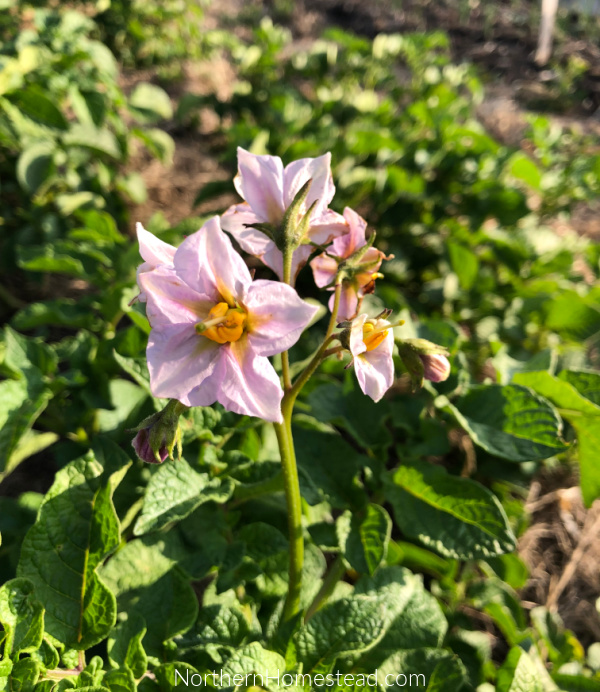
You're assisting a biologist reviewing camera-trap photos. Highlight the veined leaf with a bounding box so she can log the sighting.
[514,370,600,506]
[355,566,447,669]
[449,384,568,462]
[337,504,391,575]
[384,459,515,559]
[17,448,130,649]
[0,578,44,658]
[293,595,385,674]
[133,458,234,536]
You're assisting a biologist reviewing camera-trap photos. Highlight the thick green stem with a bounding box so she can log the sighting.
[275,265,342,621]
[274,395,303,620]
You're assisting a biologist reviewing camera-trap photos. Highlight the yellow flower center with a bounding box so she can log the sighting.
[362,321,388,352]
[196,302,247,344]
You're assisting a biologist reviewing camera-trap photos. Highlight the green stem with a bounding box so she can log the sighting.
[274,397,303,620]
[286,281,343,407]
[281,243,294,390]
[275,262,343,622]
[304,555,346,622]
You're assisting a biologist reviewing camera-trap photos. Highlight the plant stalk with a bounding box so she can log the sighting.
[274,394,303,620]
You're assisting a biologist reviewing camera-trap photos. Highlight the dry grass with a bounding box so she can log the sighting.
[520,471,600,646]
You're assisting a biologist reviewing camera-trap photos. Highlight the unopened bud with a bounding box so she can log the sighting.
[130,399,188,464]
[397,338,450,390]
[421,353,451,383]
[132,426,168,465]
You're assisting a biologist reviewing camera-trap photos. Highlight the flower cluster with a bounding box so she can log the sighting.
[133,148,451,447]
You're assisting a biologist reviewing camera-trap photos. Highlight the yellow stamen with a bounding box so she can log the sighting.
[196,302,247,344]
[362,322,388,352]
[362,319,405,352]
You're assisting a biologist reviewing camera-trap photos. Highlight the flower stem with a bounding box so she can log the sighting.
[281,243,294,389]
[276,271,342,622]
[286,280,343,407]
[274,396,303,620]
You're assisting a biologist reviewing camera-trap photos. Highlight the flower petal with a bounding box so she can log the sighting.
[216,340,284,422]
[136,223,177,301]
[235,147,285,225]
[147,323,221,402]
[283,153,335,219]
[174,216,252,305]
[333,283,359,321]
[332,207,367,258]
[310,253,338,288]
[245,279,318,357]
[354,330,394,402]
[221,202,272,255]
[308,209,348,246]
[137,222,176,267]
[139,266,213,327]
[349,313,368,358]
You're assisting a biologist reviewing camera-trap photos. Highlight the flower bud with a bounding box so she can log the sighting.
[132,426,168,465]
[421,353,451,383]
[397,338,450,390]
[130,399,188,464]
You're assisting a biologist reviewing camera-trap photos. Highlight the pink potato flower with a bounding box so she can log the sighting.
[221,147,346,281]
[135,222,176,302]
[137,216,318,423]
[348,313,395,402]
[310,207,392,321]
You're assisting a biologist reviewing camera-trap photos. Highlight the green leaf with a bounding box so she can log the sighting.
[449,384,568,462]
[16,143,55,194]
[118,569,198,657]
[129,84,173,122]
[177,604,249,665]
[560,370,600,407]
[496,648,544,692]
[507,152,542,190]
[448,242,478,290]
[355,566,447,669]
[7,431,59,476]
[63,125,121,159]
[133,128,175,166]
[379,648,467,691]
[293,425,367,509]
[544,292,600,341]
[133,458,235,535]
[4,658,40,692]
[96,379,149,433]
[103,668,136,692]
[513,371,600,505]
[307,384,391,449]
[107,614,148,679]
[99,540,198,656]
[221,643,287,691]
[3,325,58,377]
[0,378,53,480]
[17,245,85,277]
[8,85,67,129]
[17,450,130,649]
[337,504,391,575]
[383,459,516,559]
[0,578,44,658]
[293,595,385,674]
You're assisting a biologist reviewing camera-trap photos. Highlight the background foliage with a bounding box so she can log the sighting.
[1,1,600,691]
